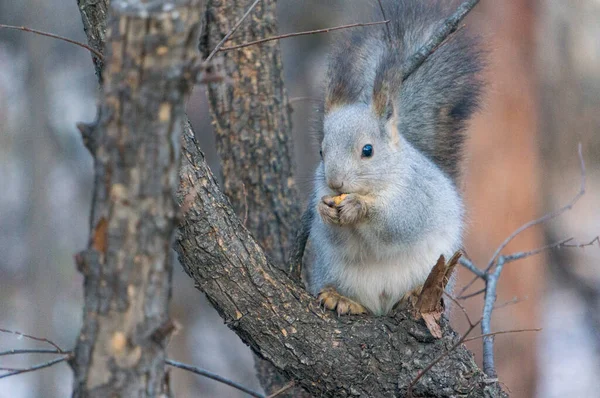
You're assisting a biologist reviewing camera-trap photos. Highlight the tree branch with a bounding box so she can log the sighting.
[0,24,103,59]
[219,21,390,52]
[403,0,481,80]
[0,354,71,380]
[0,328,63,352]
[165,359,264,398]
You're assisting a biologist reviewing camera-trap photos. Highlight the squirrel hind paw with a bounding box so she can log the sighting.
[317,287,367,315]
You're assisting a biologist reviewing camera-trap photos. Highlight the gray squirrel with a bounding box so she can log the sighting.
[305,0,483,316]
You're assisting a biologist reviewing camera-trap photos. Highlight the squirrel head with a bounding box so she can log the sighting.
[320,102,402,195]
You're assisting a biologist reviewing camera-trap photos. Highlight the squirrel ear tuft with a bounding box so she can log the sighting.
[372,52,403,120]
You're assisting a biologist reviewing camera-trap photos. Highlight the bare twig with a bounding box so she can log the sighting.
[486,143,586,271]
[458,288,485,300]
[204,0,262,63]
[0,349,64,357]
[459,144,587,298]
[403,0,480,80]
[0,24,103,60]
[376,0,392,44]
[267,381,295,398]
[0,354,71,380]
[463,328,541,343]
[0,328,63,352]
[165,359,265,398]
[561,235,600,248]
[219,21,389,52]
[444,292,475,327]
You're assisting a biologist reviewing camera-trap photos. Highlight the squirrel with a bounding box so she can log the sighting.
[305,0,484,316]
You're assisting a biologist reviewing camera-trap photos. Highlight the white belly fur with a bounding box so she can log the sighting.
[330,229,459,315]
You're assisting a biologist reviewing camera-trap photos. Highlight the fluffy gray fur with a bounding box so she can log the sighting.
[307,0,483,316]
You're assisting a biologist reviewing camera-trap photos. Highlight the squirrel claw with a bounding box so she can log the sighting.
[317,287,367,315]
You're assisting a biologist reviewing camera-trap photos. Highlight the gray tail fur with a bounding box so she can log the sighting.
[323,0,484,181]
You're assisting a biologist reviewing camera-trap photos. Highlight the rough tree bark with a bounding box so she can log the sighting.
[71,1,202,396]
[76,0,109,79]
[200,0,301,266]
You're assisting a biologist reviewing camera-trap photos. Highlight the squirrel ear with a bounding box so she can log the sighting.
[372,52,403,120]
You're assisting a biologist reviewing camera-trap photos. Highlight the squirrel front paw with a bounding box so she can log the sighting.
[337,193,369,225]
[318,286,367,315]
[318,194,369,226]
[318,195,340,224]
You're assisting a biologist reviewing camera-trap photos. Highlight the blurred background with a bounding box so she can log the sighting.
[0,0,598,397]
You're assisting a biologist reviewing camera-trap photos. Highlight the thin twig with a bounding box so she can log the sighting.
[204,0,262,63]
[165,359,265,398]
[0,349,64,357]
[458,287,485,300]
[267,381,295,398]
[0,354,71,380]
[0,24,103,60]
[376,0,392,44]
[462,328,542,343]
[561,235,600,248]
[492,295,527,310]
[403,0,480,80]
[459,144,587,298]
[443,292,474,327]
[219,21,389,52]
[0,328,63,352]
[486,143,586,271]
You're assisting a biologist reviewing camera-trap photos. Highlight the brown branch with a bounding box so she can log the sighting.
[0,349,64,357]
[0,24,103,60]
[219,21,390,52]
[0,328,63,352]
[165,359,264,398]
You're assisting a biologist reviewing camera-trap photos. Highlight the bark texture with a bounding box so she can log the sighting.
[71,1,202,396]
[200,0,301,265]
[76,0,109,78]
[176,129,507,398]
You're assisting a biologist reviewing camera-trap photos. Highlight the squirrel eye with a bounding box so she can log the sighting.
[361,144,373,158]
[319,149,323,158]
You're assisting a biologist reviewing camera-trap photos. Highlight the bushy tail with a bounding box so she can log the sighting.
[324,0,484,181]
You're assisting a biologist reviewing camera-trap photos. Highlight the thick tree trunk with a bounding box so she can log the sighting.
[71,1,202,396]
[200,0,301,266]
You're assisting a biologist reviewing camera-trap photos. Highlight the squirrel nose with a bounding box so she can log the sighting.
[328,180,344,192]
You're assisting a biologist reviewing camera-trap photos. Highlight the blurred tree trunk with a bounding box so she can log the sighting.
[458,2,544,397]
[71,1,202,396]
[201,0,301,266]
